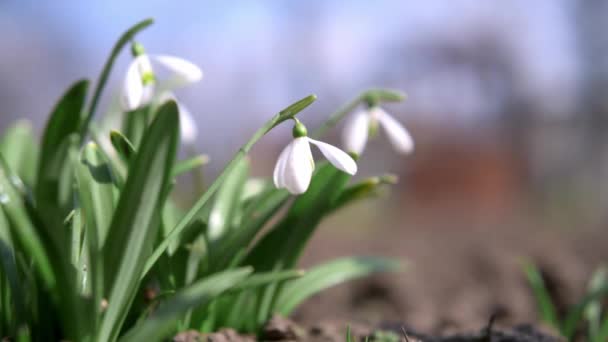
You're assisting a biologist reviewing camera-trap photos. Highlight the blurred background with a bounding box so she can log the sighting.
[1,0,608,332]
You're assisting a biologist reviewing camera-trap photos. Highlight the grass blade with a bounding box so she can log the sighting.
[586,266,607,341]
[171,155,209,178]
[119,268,252,341]
[97,101,180,342]
[245,162,351,271]
[0,162,55,292]
[562,284,608,339]
[207,157,249,244]
[0,206,23,327]
[36,80,88,234]
[522,261,560,330]
[274,257,402,315]
[0,120,38,187]
[110,130,136,162]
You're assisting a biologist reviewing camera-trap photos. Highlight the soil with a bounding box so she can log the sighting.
[174,315,562,341]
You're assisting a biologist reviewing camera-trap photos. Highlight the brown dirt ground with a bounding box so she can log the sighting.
[291,198,608,339]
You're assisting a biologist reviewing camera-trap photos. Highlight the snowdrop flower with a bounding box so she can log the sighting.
[274,120,357,194]
[156,92,198,144]
[342,106,413,156]
[122,42,203,111]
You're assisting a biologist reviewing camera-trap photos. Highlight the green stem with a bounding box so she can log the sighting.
[311,96,361,139]
[142,95,315,277]
[80,18,154,143]
[188,145,206,197]
[312,88,406,139]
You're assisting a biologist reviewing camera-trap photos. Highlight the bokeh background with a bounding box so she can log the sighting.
[2,0,608,332]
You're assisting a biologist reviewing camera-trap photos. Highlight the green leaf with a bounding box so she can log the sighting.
[81,18,154,139]
[243,163,351,326]
[230,269,304,292]
[36,79,88,224]
[110,130,136,162]
[2,156,85,339]
[0,120,38,187]
[562,284,608,339]
[329,174,397,213]
[274,257,402,315]
[245,162,351,271]
[586,266,607,340]
[597,316,608,342]
[522,261,560,330]
[121,107,150,148]
[211,187,289,272]
[97,101,180,342]
[0,206,24,326]
[207,157,249,244]
[77,142,117,248]
[74,142,118,321]
[171,154,210,178]
[0,161,56,291]
[363,88,407,104]
[277,95,317,121]
[119,267,252,341]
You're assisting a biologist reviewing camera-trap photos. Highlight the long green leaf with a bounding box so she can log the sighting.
[0,206,23,326]
[586,266,607,341]
[97,101,180,342]
[522,261,560,330]
[74,142,117,326]
[230,269,304,292]
[36,80,89,232]
[329,175,397,213]
[119,268,252,341]
[171,154,209,178]
[109,130,136,162]
[77,142,117,248]
[211,187,289,272]
[0,120,38,187]
[244,163,351,326]
[563,284,608,339]
[245,162,351,270]
[274,257,402,315]
[81,18,154,139]
[207,157,249,244]
[0,163,55,291]
[37,80,88,195]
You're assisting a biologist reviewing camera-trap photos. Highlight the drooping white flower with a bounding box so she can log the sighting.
[122,42,203,112]
[156,92,198,144]
[274,121,357,194]
[342,106,413,155]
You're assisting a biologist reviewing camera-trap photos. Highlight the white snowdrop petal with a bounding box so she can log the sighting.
[153,55,203,83]
[273,142,292,189]
[342,110,369,154]
[376,109,414,154]
[283,137,314,194]
[177,102,198,144]
[307,138,357,175]
[121,57,145,111]
[140,84,155,107]
[137,55,154,75]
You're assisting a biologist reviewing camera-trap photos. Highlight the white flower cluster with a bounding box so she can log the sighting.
[122,43,413,195]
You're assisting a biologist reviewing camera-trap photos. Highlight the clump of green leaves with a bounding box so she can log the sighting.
[0,19,406,341]
[523,261,608,341]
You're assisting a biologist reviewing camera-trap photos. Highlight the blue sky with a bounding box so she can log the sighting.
[0,0,580,158]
